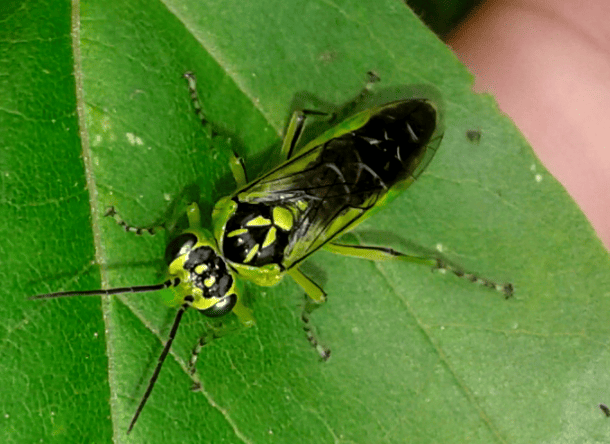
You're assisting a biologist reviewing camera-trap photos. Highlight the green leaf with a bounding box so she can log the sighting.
[2,0,609,443]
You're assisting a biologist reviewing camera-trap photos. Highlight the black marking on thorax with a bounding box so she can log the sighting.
[222,202,291,267]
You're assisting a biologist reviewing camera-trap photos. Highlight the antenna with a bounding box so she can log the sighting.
[29,278,180,300]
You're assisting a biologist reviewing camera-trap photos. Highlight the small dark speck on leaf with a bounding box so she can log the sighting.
[466,129,481,144]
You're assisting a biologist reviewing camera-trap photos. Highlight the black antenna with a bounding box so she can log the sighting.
[29,278,180,300]
[29,277,187,433]
[127,302,189,434]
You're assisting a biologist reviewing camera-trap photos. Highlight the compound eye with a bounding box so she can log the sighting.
[165,233,198,264]
[201,294,237,318]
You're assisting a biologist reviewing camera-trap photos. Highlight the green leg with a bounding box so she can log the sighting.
[184,71,248,188]
[324,242,514,298]
[280,72,380,161]
[228,150,248,187]
[232,297,255,327]
[287,267,331,360]
[287,267,327,303]
[280,109,330,161]
[184,202,201,227]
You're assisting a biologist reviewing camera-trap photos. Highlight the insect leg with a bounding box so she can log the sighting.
[228,150,248,187]
[287,268,331,360]
[188,299,256,374]
[104,206,160,235]
[183,71,247,187]
[184,202,201,226]
[188,298,255,375]
[324,242,514,298]
[231,297,255,327]
[332,71,381,120]
[287,267,326,303]
[183,71,209,128]
[187,321,242,375]
[127,302,189,434]
[279,72,380,161]
[281,109,330,161]
[301,296,331,361]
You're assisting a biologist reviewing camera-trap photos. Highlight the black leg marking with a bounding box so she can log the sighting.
[301,296,331,361]
[187,321,244,376]
[104,207,158,235]
[435,259,514,299]
[366,70,381,84]
[183,72,207,125]
[358,71,380,101]
[188,329,216,376]
[183,71,223,138]
[328,71,381,125]
[326,241,513,298]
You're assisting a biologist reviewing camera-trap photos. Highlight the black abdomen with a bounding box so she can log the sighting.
[331,99,438,194]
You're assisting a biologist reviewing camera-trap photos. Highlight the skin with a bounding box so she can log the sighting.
[446,0,610,250]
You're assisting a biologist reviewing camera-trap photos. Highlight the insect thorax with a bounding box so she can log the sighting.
[222,202,294,267]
